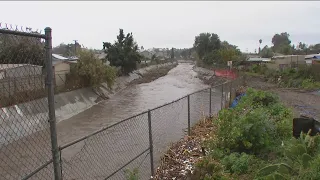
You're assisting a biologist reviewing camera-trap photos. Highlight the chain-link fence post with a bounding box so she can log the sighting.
[60,151,63,180]
[147,110,154,177]
[209,88,212,116]
[45,27,62,180]
[187,95,191,136]
[221,84,224,110]
[229,81,232,107]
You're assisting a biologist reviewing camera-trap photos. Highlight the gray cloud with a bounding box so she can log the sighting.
[1,1,320,52]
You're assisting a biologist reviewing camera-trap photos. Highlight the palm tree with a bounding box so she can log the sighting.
[259,39,262,55]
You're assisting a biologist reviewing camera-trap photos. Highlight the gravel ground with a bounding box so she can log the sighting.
[245,75,320,121]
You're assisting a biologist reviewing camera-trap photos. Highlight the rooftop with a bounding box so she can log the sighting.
[305,53,320,59]
[52,54,69,60]
[247,57,271,62]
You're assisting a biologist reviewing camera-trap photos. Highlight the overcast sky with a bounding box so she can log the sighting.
[1,1,320,52]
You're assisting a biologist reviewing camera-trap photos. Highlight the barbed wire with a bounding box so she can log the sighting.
[0,22,43,34]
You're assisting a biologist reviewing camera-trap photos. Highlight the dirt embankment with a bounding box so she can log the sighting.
[245,75,320,120]
[193,66,229,86]
[129,63,178,84]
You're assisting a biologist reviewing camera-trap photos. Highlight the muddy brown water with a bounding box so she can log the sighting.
[1,63,225,180]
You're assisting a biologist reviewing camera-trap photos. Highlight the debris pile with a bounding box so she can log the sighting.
[153,117,216,180]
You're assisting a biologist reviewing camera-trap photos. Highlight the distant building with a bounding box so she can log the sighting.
[269,55,305,71]
[52,54,72,87]
[305,53,320,65]
[247,57,271,63]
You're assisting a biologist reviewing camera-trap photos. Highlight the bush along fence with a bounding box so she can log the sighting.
[0,25,244,180]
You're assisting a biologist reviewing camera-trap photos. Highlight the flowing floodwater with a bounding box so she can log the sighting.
[57,63,209,145]
[2,63,221,180]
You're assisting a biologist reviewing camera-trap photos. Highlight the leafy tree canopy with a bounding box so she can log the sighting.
[260,45,274,58]
[193,32,221,60]
[103,29,142,75]
[271,32,291,54]
[52,42,82,57]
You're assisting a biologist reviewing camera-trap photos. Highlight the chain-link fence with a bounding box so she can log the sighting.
[57,77,244,180]
[0,25,60,180]
[1,23,245,180]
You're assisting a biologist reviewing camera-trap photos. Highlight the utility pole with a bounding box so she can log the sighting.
[73,40,78,56]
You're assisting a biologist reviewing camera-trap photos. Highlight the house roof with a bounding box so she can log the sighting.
[52,54,69,60]
[52,54,78,66]
[305,54,320,60]
[247,57,271,62]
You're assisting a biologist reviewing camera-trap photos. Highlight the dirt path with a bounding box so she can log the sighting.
[245,75,320,121]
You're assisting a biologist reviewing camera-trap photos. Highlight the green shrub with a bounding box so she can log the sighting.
[212,88,292,154]
[193,156,228,180]
[221,153,252,174]
[301,78,320,90]
[256,133,320,179]
[70,50,117,88]
[299,155,320,179]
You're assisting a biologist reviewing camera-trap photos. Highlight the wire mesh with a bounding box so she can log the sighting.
[26,161,54,180]
[189,89,211,126]
[60,112,150,180]
[150,97,188,169]
[210,85,224,114]
[0,28,53,179]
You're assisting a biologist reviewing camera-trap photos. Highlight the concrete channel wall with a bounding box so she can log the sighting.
[0,62,177,145]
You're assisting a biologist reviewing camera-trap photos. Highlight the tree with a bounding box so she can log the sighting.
[218,41,242,62]
[74,50,117,88]
[193,33,221,60]
[272,32,291,53]
[260,45,274,58]
[259,39,262,54]
[103,29,142,75]
[52,42,81,57]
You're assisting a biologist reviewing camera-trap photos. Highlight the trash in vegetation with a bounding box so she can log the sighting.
[153,117,215,180]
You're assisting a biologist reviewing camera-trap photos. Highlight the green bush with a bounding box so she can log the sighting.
[301,78,320,90]
[212,88,292,154]
[70,50,117,88]
[195,87,320,180]
[256,132,320,179]
[221,153,253,174]
[247,64,320,90]
[193,156,228,180]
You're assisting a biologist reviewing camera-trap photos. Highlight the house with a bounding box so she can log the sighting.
[52,54,72,87]
[0,64,44,97]
[268,55,305,71]
[305,53,320,65]
[247,57,271,63]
